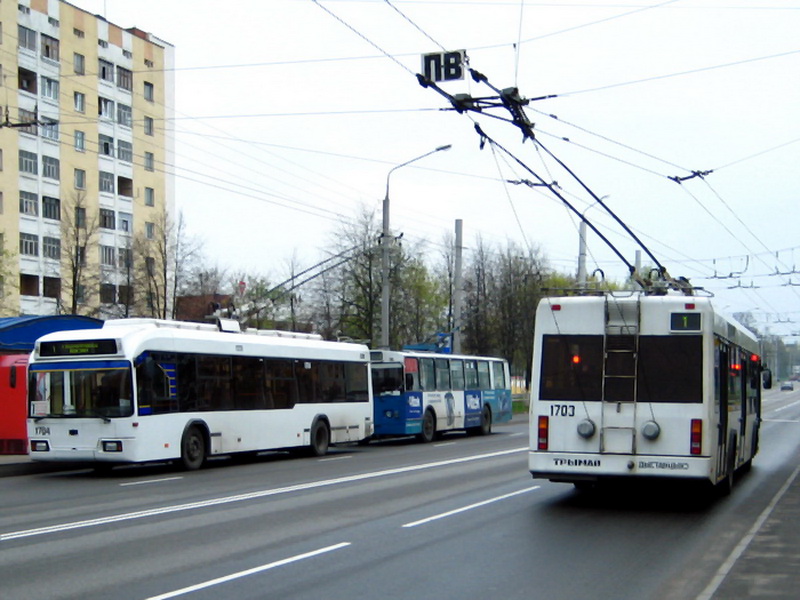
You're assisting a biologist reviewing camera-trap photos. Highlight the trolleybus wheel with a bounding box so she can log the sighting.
[181,426,206,471]
[479,405,492,436]
[418,409,436,443]
[309,420,330,457]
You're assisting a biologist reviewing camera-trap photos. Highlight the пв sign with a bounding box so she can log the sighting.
[421,50,466,82]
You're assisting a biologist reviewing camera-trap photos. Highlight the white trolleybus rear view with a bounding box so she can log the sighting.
[27,318,373,470]
[529,292,769,493]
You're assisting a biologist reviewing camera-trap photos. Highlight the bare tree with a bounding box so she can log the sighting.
[60,192,100,315]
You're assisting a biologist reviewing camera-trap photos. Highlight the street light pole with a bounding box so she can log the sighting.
[381,144,451,349]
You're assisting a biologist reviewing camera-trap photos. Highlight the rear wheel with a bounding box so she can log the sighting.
[309,420,330,457]
[181,426,206,471]
[417,410,436,443]
[479,405,492,436]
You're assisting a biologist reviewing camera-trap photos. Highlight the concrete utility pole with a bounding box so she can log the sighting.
[453,219,464,354]
[380,144,451,349]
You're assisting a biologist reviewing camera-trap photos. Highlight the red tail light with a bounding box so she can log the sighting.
[690,419,702,455]
[537,416,549,450]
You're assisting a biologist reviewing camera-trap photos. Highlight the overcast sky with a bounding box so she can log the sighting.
[76,0,799,337]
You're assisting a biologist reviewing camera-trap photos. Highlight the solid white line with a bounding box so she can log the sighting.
[402,486,540,528]
[433,441,457,448]
[317,455,352,462]
[695,462,800,600]
[145,542,351,600]
[772,400,800,413]
[119,477,183,487]
[1,446,527,541]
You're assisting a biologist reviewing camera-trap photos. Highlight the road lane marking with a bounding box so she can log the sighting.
[145,542,351,600]
[318,455,352,462]
[1,446,527,541]
[402,486,540,528]
[770,400,800,413]
[119,477,184,487]
[695,462,800,600]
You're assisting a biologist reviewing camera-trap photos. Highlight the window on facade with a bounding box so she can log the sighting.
[18,25,36,51]
[99,171,114,193]
[74,130,85,151]
[144,187,155,206]
[98,96,114,119]
[118,176,133,197]
[40,118,58,141]
[20,274,39,296]
[42,156,59,180]
[117,104,132,127]
[18,67,37,94]
[40,76,58,100]
[99,208,115,229]
[116,66,132,91]
[74,52,85,74]
[98,59,114,82]
[144,81,154,101]
[100,283,116,304]
[100,245,116,266]
[41,34,59,61]
[74,91,85,112]
[19,150,37,174]
[20,233,38,256]
[99,134,114,157]
[98,39,108,48]
[75,207,86,229]
[43,237,60,260]
[118,212,132,233]
[118,285,133,305]
[74,168,86,190]
[43,277,61,299]
[73,28,84,38]
[145,256,156,275]
[117,140,133,162]
[118,248,132,269]
[42,196,60,220]
[20,191,38,216]
[144,151,155,171]
[17,108,37,135]
[145,222,155,240]
[144,116,154,135]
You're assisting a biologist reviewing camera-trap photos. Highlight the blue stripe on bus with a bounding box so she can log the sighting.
[29,360,130,371]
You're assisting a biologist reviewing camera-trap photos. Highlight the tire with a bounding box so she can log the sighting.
[716,443,736,497]
[479,405,492,436]
[309,420,330,457]
[417,410,436,443]
[180,426,206,471]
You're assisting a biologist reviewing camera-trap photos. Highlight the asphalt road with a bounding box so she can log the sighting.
[1,390,799,600]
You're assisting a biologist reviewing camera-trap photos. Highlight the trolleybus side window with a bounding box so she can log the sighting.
[464,360,479,389]
[637,335,702,403]
[728,347,743,409]
[265,358,297,409]
[435,358,450,390]
[233,356,266,410]
[404,357,419,392]
[450,359,465,391]
[477,361,491,390]
[344,362,370,403]
[491,360,506,390]
[539,335,604,401]
[419,358,436,391]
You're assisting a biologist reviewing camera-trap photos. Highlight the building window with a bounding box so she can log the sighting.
[99,208,115,229]
[144,58,154,68]
[98,59,114,82]
[42,196,60,220]
[145,222,155,240]
[48,17,60,28]
[122,49,132,59]
[43,237,60,260]
[145,256,156,276]
[74,168,86,190]
[40,118,59,141]
[144,81,154,101]
[98,96,114,120]
[17,108,37,134]
[74,52,85,75]
[116,66,132,91]
[40,76,59,100]
[74,91,85,112]
[98,39,108,48]
[117,103,132,127]
[100,245,116,266]
[74,130,85,151]
[99,134,114,157]
[73,28,85,39]
[118,176,133,197]
[19,150,37,174]
[20,233,38,256]
[118,248,132,270]
[100,283,116,304]
[75,207,86,228]
[43,277,61,299]
[144,116,154,136]
[42,156,59,180]
[144,187,155,206]
[20,191,38,216]
[18,68,37,94]
[117,140,133,162]
[41,34,59,62]
[144,152,155,171]
[20,274,39,297]
[118,212,132,233]
[18,25,36,51]
[99,171,115,193]
[118,285,133,305]
[76,247,86,267]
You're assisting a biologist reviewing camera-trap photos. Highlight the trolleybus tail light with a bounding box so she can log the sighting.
[537,416,549,450]
[690,419,702,455]
[102,440,123,453]
[30,440,49,452]
[551,304,561,311]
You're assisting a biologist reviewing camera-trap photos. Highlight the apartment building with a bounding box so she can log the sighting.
[0,0,174,317]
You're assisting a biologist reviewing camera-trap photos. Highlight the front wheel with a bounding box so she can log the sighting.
[309,420,330,457]
[417,410,436,443]
[180,426,206,471]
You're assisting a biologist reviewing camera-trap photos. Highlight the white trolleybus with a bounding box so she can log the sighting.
[370,350,512,442]
[529,292,768,493]
[27,318,373,469]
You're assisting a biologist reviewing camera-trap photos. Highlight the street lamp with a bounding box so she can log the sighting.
[577,196,608,289]
[381,144,451,349]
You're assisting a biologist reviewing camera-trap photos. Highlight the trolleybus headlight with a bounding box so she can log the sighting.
[642,421,661,441]
[31,440,50,452]
[102,440,123,453]
[577,419,596,439]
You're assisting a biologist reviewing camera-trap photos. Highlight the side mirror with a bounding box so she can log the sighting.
[762,369,773,390]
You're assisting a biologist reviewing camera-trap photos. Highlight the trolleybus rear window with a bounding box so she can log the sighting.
[539,335,604,401]
[637,335,702,403]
